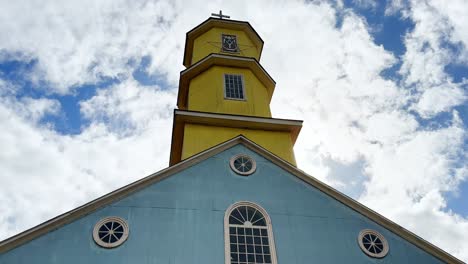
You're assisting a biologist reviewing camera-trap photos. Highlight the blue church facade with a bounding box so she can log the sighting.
[0,140,452,263]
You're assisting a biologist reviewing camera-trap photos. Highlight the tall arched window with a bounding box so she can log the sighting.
[224,201,277,264]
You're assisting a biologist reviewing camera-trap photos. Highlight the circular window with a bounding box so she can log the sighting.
[358,229,389,258]
[93,216,129,248]
[230,154,256,175]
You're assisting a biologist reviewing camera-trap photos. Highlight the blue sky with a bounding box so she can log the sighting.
[0,0,467,261]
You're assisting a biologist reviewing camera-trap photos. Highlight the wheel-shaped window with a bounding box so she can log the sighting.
[93,216,129,248]
[224,201,277,264]
[230,155,256,175]
[358,229,389,258]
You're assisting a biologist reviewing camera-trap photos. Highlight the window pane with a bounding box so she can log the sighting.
[230,244,237,252]
[239,254,246,262]
[247,245,254,253]
[225,74,244,99]
[255,218,266,226]
[255,245,262,253]
[254,236,261,244]
[239,245,246,253]
[230,235,237,243]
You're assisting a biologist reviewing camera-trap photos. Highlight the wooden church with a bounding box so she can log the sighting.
[0,13,463,264]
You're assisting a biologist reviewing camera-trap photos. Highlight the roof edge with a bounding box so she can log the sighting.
[0,136,249,253]
[239,141,464,264]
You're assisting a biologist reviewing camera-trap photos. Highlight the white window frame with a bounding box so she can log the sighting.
[224,74,247,101]
[230,154,257,176]
[92,216,129,248]
[224,201,278,264]
[358,229,389,258]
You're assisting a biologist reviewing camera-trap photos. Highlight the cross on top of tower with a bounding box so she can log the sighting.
[211,10,230,19]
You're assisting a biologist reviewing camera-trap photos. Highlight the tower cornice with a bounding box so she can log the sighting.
[169,109,302,165]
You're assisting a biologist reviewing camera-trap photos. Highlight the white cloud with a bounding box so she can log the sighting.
[0,0,467,261]
[0,0,188,93]
[399,0,467,119]
[412,82,467,118]
[80,78,175,134]
[352,0,378,10]
[429,0,468,63]
[384,0,409,16]
[0,77,174,238]
[360,112,468,259]
[363,110,418,144]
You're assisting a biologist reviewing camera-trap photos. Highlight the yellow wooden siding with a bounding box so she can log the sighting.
[187,66,271,117]
[182,123,296,165]
[191,27,260,65]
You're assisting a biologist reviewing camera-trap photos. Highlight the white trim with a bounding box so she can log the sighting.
[175,109,302,127]
[224,201,278,264]
[358,229,389,258]
[92,216,129,248]
[181,54,275,85]
[230,154,256,175]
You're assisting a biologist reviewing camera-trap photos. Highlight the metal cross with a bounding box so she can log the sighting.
[211,10,230,19]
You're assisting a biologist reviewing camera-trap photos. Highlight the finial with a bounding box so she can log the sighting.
[211,10,230,19]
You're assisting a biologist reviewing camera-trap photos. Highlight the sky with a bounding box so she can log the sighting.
[0,0,467,261]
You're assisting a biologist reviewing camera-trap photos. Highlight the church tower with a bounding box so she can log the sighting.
[169,12,303,166]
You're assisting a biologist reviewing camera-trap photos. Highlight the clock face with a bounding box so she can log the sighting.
[221,34,238,52]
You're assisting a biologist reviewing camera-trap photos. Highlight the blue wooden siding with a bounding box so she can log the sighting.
[0,144,444,263]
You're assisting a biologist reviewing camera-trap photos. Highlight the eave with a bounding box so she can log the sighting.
[177,53,276,109]
[183,17,264,67]
[169,109,302,166]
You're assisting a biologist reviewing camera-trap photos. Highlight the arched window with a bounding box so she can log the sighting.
[224,201,277,264]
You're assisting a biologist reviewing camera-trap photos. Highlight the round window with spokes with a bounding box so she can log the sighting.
[358,229,389,258]
[93,216,129,248]
[230,154,256,175]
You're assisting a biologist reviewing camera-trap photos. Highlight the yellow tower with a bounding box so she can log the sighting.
[170,13,302,166]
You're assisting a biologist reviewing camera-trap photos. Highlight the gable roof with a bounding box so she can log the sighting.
[0,136,463,263]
